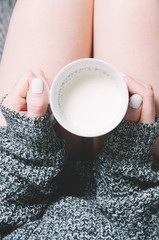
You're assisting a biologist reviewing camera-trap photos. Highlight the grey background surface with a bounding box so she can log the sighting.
[0,0,17,60]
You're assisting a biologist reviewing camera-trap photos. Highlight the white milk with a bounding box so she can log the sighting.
[58,68,124,135]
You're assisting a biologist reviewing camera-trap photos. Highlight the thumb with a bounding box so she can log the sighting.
[124,94,142,122]
[27,78,48,118]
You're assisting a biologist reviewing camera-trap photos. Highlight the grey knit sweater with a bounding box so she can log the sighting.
[0,97,159,240]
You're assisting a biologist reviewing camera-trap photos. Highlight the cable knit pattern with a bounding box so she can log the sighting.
[0,97,67,237]
[0,96,159,239]
[94,120,159,239]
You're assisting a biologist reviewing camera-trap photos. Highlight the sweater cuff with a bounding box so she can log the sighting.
[0,95,53,141]
[113,118,159,139]
[103,118,159,158]
[0,95,66,161]
[96,118,159,181]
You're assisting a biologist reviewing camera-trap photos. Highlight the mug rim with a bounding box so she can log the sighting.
[50,58,129,137]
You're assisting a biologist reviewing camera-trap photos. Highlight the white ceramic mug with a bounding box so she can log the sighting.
[49,58,129,137]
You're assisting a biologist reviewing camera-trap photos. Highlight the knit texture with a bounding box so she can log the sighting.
[0,96,159,239]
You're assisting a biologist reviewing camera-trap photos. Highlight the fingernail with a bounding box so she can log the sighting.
[31,78,43,94]
[129,94,142,109]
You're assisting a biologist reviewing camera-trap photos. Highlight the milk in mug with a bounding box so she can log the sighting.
[56,67,125,136]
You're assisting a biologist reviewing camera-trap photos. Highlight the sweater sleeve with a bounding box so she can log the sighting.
[94,119,159,238]
[0,97,67,234]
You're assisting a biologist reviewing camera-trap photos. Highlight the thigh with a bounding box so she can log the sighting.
[0,0,94,162]
[94,0,159,115]
[93,0,159,156]
[0,0,93,125]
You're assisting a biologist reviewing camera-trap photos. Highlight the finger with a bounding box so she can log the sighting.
[140,85,155,124]
[124,75,155,124]
[124,94,142,122]
[3,71,35,112]
[27,78,48,118]
[13,71,35,98]
[32,69,51,90]
[32,69,51,111]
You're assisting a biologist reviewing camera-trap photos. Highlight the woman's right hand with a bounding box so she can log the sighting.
[3,70,49,118]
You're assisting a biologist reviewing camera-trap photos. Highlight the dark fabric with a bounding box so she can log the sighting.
[0,97,159,239]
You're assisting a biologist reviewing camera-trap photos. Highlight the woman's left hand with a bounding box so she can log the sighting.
[124,75,156,124]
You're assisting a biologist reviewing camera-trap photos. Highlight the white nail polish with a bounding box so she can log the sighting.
[129,94,142,109]
[31,78,43,94]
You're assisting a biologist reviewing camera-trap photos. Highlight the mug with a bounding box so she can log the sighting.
[49,58,129,137]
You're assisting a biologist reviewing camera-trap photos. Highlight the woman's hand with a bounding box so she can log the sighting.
[124,75,156,124]
[2,71,156,123]
[3,70,49,118]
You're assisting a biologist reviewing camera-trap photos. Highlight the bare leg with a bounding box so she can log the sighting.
[93,0,159,156]
[0,0,94,160]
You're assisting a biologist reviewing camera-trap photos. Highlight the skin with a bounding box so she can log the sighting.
[93,0,159,115]
[0,0,94,161]
[93,0,159,155]
[3,71,156,130]
[0,0,159,157]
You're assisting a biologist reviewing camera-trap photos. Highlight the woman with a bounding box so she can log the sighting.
[0,0,159,157]
[0,1,159,238]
